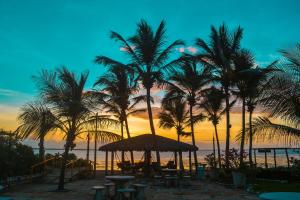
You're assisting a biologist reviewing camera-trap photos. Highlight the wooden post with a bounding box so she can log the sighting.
[111,151,114,174]
[144,151,151,176]
[189,150,192,175]
[179,151,184,172]
[174,151,178,169]
[273,149,277,168]
[285,148,290,168]
[105,150,108,175]
[264,151,268,169]
[254,149,257,166]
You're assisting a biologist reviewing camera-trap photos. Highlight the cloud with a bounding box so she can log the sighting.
[176,46,198,54]
[0,88,26,97]
[0,88,33,105]
[186,46,198,54]
[0,88,34,130]
[120,46,135,52]
[131,107,162,119]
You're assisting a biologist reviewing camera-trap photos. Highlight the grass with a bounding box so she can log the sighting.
[252,180,300,192]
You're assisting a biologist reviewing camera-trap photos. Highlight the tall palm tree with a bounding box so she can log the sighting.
[232,49,255,166]
[249,44,300,144]
[95,20,184,164]
[33,67,118,191]
[94,64,146,164]
[234,61,277,166]
[200,87,230,168]
[80,113,121,176]
[164,58,213,170]
[159,98,191,171]
[195,23,243,167]
[15,102,57,162]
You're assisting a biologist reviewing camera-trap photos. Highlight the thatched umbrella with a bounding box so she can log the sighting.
[99,134,198,175]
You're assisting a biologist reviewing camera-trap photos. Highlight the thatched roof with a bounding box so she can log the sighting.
[99,134,198,152]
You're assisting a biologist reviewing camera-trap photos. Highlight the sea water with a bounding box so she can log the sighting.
[33,149,300,170]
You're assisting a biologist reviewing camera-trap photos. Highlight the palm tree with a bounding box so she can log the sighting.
[195,23,243,167]
[95,20,184,164]
[200,87,229,168]
[159,98,191,171]
[15,102,57,162]
[82,113,121,176]
[164,58,213,170]
[33,67,119,190]
[232,49,255,166]
[234,61,277,166]
[249,44,300,144]
[94,64,146,164]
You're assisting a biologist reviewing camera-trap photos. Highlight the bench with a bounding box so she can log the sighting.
[117,188,136,200]
[92,186,105,200]
[132,183,147,200]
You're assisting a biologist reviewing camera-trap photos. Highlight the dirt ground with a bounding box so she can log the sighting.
[2,175,259,200]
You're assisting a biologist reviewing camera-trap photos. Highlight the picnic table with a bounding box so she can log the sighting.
[162,168,179,176]
[105,175,135,196]
[105,175,135,188]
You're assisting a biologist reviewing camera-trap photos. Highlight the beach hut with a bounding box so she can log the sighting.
[99,134,198,175]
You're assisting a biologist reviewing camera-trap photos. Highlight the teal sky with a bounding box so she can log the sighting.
[1,0,300,107]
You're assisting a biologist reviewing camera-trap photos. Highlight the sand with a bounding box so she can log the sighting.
[2,175,259,200]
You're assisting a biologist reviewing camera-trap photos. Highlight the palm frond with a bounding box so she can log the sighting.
[247,117,300,145]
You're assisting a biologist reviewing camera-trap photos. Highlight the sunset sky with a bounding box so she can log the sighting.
[1,0,300,149]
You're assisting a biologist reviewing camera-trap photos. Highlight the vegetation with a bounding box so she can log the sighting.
[159,98,191,170]
[163,58,212,169]
[9,19,300,191]
[195,24,244,168]
[15,102,57,163]
[249,44,300,143]
[0,130,38,179]
[253,180,300,192]
[200,87,230,168]
[94,64,145,164]
[31,67,120,190]
[95,20,184,165]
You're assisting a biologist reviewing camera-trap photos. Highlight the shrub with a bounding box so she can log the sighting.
[0,132,39,179]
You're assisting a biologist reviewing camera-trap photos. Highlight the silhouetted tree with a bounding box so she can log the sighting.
[159,98,191,171]
[195,24,243,168]
[164,58,212,169]
[95,20,183,164]
[16,102,57,162]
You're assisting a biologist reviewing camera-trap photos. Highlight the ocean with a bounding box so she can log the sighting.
[33,148,300,169]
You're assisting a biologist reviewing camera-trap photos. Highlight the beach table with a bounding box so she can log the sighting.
[259,192,300,200]
[162,169,179,176]
[105,175,135,198]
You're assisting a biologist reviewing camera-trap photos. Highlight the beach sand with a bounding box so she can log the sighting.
[3,172,259,200]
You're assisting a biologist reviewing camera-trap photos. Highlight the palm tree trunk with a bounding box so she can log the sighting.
[58,133,72,191]
[39,135,45,162]
[125,117,134,164]
[213,136,217,167]
[189,104,198,172]
[239,97,246,166]
[248,109,253,166]
[146,87,160,165]
[39,135,45,171]
[213,123,222,168]
[121,120,125,173]
[86,132,90,161]
[224,86,231,168]
[94,132,97,177]
[177,134,184,172]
